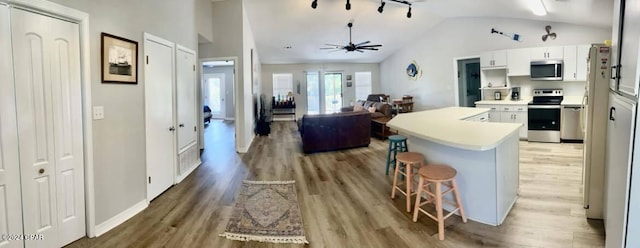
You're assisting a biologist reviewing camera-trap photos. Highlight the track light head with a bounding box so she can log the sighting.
[311,0,317,9]
[407,6,412,18]
[378,1,385,13]
[346,0,351,10]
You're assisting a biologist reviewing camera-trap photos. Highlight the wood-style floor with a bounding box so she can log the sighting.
[67,120,604,248]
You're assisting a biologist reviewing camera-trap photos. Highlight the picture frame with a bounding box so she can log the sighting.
[101,33,138,84]
[346,75,352,80]
[346,81,353,87]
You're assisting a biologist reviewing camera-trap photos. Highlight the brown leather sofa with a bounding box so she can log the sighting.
[298,111,371,153]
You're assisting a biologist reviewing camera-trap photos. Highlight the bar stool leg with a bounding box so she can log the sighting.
[451,179,467,223]
[391,160,401,199]
[385,141,393,175]
[412,177,424,222]
[435,182,445,241]
[405,163,412,212]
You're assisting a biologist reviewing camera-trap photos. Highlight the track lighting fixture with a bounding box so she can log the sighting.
[310,0,413,18]
[378,1,386,13]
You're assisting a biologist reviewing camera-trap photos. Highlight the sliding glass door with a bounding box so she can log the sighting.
[306,71,320,114]
[324,73,342,113]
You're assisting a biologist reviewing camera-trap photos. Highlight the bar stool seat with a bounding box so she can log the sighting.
[385,135,408,175]
[412,164,467,240]
[391,152,424,212]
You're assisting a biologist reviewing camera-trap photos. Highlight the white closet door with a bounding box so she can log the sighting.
[0,5,24,248]
[144,34,175,201]
[11,8,85,247]
[176,46,197,151]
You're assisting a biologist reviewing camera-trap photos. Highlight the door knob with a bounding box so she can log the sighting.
[39,168,44,174]
[169,126,175,131]
[179,124,185,127]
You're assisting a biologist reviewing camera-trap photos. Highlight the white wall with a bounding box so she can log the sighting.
[203,66,235,119]
[261,63,380,118]
[44,0,206,226]
[380,17,611,110]
[242,1,261,152]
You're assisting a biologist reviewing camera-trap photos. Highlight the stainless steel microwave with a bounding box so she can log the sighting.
[530,60,563,81]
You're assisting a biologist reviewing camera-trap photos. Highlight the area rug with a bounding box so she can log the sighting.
[219,180,309,244]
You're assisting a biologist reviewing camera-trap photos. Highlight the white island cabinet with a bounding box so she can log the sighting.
[386,107,521,226]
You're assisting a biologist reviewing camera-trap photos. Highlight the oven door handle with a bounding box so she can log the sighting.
[528,105,561,109]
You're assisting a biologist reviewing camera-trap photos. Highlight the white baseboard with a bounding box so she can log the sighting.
[238,134,255,153]
[94,200,148,237]
[176,159,201,183]
[224,117,235,121]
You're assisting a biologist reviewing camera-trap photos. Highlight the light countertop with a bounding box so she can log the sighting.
[386,107,521,151]
[561,96,584,106]
[475,97,531,105]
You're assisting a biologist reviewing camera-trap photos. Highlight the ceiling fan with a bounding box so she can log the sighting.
[321,22,382,53]
[542,25,557,42]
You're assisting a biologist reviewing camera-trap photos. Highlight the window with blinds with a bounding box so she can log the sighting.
[355,72,372,101]
[272,73,293,98]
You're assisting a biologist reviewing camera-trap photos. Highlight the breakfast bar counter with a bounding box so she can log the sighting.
[386,107,521,226]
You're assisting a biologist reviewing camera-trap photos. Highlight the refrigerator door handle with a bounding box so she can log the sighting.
[609,106,616,121]
[611,65,619,80]
[580,95,587,133]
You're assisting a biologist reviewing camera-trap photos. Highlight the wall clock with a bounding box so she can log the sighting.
[406,60,422,80]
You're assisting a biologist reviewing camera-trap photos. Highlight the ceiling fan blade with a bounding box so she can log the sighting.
[359,48,379,51]
[549,33,557,40]
[354,41,370,46]
[542,35,548,42]
[355,49,364,53]
[358,44,382,48]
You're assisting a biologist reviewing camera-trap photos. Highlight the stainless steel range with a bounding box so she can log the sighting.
[528,89,563,143]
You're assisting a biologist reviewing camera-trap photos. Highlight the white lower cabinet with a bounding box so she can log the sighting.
[477,104,528,139]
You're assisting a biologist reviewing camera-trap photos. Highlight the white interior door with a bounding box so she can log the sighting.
[176,46,197,151]
[11,8,85,247]
[144,34,175,201]
[0,5,24,248]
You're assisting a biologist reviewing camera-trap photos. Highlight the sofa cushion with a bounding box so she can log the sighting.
[370,112,385,118]
[354,105,364,111]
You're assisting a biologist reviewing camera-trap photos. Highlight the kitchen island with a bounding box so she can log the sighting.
[386,107,521,226]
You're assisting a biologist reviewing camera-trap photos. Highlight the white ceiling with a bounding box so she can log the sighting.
[244,0,613,64]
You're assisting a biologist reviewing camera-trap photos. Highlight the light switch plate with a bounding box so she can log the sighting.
[93,106,104,120]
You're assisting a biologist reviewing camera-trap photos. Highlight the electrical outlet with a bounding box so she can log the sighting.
[93,106,105,120]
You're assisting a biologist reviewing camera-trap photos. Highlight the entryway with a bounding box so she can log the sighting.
[455,58,481,107]
[200,58,236,151]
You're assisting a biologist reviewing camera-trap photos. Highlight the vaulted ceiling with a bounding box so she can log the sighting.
[244,0,613,64]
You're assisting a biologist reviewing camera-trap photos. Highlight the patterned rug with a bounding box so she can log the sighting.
[219,180,309,244]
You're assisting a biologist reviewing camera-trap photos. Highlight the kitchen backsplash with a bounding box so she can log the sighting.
[481,77,586,100]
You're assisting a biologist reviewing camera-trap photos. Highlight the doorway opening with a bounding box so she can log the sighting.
[455,58,481,107]
[200,59,236,154]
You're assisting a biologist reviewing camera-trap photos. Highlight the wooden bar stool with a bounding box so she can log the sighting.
[391,152,424,212]
[412,164,467,240]
[385,135,409,175]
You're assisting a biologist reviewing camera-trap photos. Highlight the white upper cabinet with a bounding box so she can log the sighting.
[616,0,640,97]
[576,45,590,81]
[481,50,507,68]
[531,46,564,60]
[507,48,530,76]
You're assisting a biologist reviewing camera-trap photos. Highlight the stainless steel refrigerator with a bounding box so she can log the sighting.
[582,44,611,220]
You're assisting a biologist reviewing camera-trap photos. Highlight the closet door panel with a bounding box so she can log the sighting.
[176,46,197,150]
[0,4,24,248]
[11,8,59,247]
[49,19,85,245]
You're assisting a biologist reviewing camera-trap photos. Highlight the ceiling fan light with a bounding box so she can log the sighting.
[311,0,317,9]
[407,7,412,18]
[378,1,385,13]
[346,0,351,10]
[528,0,547,16]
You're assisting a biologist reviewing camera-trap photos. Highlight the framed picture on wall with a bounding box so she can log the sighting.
[346,75,352,80]
[101,32,138,84]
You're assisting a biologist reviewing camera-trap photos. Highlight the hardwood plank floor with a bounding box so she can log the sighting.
[67,120,604,248]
